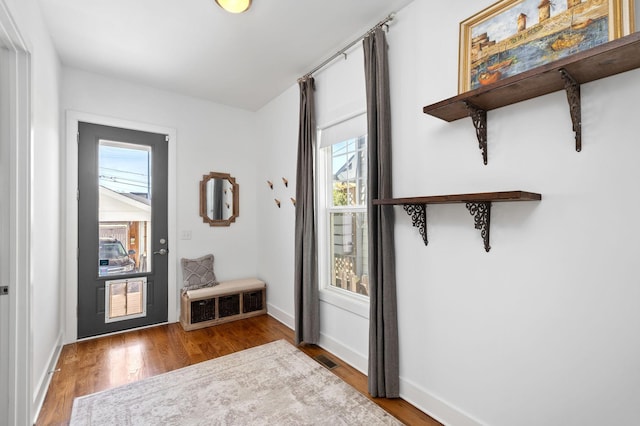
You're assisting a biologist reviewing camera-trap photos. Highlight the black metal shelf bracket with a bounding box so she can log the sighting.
[403,204,428,246]
[465,101,488,165]
[465,202,492,252]
[559,68,582,152]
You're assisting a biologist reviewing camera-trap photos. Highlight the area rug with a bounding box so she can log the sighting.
[70,339,403,425]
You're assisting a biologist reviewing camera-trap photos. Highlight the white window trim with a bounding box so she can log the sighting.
[317,111,369,320]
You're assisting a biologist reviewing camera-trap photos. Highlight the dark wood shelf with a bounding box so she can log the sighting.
[423,32,640,122]
[373,190,542,206]
[422,32,640,163]
[374,191,541,252]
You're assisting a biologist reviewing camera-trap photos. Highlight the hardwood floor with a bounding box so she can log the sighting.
[36,315,441,425]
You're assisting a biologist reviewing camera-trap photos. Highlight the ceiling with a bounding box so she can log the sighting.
[38,0,414,111]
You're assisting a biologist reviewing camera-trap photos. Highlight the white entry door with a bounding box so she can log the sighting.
[0,45,10,426]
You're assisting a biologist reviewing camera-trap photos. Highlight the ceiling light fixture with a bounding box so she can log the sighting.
[215,0,252,13]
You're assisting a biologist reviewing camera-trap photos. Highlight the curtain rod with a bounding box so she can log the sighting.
[298,12,395,82]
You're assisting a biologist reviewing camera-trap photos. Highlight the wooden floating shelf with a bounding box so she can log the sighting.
[374,191,542,252]
[374,191,542,205]
[422,32,640,163]
[423,32,640,121]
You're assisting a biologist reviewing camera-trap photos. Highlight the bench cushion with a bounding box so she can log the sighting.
[184,278,265,299]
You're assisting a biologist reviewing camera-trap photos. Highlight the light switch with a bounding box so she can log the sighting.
[180,230,192,240]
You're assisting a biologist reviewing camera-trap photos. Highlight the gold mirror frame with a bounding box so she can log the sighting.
[199,172,239,226]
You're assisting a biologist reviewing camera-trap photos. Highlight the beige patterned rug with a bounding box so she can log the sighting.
[70,339,403,425]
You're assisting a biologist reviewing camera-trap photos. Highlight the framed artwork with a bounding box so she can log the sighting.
[458,0,636,93]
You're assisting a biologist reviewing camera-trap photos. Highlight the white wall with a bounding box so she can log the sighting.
[255,84,299,325]
[256,1,640,424]
[3,0,63,420]
[61,69,260,336]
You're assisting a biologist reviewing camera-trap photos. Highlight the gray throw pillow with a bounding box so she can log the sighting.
[181,254,218,294]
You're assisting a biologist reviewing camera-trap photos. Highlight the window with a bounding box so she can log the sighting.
[319,113,369,297]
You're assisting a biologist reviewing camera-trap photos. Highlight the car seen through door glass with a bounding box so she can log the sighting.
[98,237,136,276]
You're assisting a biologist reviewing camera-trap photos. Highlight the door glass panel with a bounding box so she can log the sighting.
[98,140,152,277]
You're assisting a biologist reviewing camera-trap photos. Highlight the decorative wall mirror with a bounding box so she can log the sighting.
[199,172,239,226]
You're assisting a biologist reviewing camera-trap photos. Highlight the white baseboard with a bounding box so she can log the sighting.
[317,332,368,375]
[266,303,294,329]
[400,377,484,426]
[32,332,63,424]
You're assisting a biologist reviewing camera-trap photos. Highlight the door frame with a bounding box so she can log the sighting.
[65,111,177,343]
[0,1,31,424]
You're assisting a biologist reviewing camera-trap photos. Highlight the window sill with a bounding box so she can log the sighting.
[319,287,369,320]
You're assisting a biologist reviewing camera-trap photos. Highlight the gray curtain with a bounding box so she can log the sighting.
[364,28,399,398]
[294,77,320,345]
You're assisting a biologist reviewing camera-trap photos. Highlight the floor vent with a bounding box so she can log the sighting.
[314,354,338,370]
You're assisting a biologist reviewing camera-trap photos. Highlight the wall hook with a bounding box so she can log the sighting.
[290,197,296,206]
[267,180,273,189]
[274,198,281,208]
[282,177,288,187]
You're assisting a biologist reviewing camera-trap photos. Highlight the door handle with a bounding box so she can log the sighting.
[153,248,169,256]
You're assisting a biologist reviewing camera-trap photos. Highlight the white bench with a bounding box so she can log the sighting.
[179,278,267,331]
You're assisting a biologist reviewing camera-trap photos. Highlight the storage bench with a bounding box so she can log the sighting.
[179,278,267,331]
